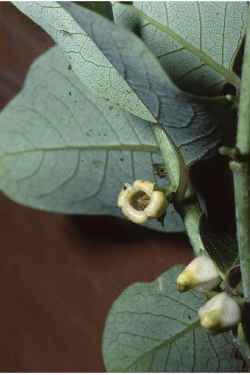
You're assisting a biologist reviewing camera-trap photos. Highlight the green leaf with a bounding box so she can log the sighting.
[0,46,184,232]
[13,1,155,123]
[53,2,225,164]
[113,2,248,95]
[74,1,113,20]
[13,2,224,166]
[103,265,243,372]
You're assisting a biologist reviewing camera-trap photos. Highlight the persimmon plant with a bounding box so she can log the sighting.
[2,1,250,371]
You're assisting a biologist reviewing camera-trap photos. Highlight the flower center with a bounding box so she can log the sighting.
[131,191,150,211]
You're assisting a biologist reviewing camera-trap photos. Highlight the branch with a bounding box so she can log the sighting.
[231,8,250,303]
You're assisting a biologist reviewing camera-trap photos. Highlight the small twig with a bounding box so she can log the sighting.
[152,124,189,202]
[153,124,223,279]
[180,193,205,257]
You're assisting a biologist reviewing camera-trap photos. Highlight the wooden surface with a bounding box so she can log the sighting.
[0,4,193,371]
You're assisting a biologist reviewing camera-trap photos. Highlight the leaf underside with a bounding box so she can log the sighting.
[14,2,223,166]
[0,46,184,232]
[103,265,243,372]
[74,1,113,20]
[2,3,228,231]
[113,2,247,95]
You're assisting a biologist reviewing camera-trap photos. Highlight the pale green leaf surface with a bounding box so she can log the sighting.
[14,2,223,165]
[103,265,243,372]
[113,2,248,95]
[0,46,184,232]
[74,1,113,20]
[58,2,223,165]
[13,1,154,123]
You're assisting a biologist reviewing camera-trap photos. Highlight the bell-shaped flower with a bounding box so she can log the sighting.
[117,180,167,225]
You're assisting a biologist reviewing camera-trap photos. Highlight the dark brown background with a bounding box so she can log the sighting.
[0,3,194,371]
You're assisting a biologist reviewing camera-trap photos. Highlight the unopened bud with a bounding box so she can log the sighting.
[176,256,220,292]
[199,292,241,330]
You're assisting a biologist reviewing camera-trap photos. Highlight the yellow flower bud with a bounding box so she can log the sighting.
[199,292,241,330]
[176,256,220,292]
[117,180,167,225]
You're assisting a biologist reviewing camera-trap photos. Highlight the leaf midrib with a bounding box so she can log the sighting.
[129,5,241,89]
[0,143,159,159]
[108,319,200,371]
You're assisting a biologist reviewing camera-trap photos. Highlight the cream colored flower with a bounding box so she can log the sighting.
[199,292,241,330]
[117,180,167,225]
[176,256,220,292]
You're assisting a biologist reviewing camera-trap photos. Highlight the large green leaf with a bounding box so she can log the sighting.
[13,1,155,123]
[0,46,184,232]
[113,2,248,95]
[103,265,243,372]
[13,2,223,165]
